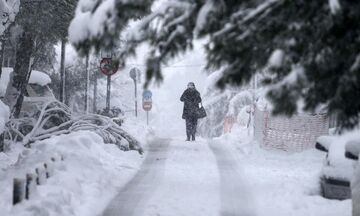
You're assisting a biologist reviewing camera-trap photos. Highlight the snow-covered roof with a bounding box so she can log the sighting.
[0,67,51,97]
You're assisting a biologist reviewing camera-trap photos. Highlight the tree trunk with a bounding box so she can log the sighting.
[59,38,66,103]
[0,39,5,79]
[93,70,97,113]
[0,133,4,152]
[4,31,34,118]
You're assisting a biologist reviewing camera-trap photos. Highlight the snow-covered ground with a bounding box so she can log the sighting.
[100,125,351,216]
[103,137,252,216]
[222,126,351,216]
[0,131,144,216]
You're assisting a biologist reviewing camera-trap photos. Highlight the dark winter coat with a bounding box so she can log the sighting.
[180,88,202,119]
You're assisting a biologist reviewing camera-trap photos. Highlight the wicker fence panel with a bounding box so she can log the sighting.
[254,107,329,152]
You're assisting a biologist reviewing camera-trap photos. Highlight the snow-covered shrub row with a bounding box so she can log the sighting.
[0,131,142,216]
[198,70,254,137]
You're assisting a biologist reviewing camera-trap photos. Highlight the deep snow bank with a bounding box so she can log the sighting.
[0,131,142,216]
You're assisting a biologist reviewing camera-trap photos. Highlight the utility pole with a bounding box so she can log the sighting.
[0,36,6,79]
[250,73,257,135]
[85,55,89,113]
[59,38,66,103]
[106,75,111,111]
[93,67,98,113]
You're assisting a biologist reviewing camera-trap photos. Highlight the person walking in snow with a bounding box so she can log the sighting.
[180,82,202,141]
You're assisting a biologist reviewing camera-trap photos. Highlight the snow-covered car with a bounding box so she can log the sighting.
[0,67,55,115]
[315,135,353,200]
[345,138,360,216]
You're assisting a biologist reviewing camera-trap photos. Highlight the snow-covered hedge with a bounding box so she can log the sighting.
[198,70,253,137]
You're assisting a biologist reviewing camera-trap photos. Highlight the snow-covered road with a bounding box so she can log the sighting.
[103,138,255,216]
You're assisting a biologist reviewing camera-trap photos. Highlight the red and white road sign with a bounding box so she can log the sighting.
[143,101,152,111]
[100,58,118,76]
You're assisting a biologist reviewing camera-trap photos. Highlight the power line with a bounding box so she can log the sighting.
[126,63,206,68]
[111,63,206,81]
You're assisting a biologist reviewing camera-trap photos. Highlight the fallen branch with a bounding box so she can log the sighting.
[5,101,143,154]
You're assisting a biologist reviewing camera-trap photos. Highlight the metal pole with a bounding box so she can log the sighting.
[59,39,66,103]
[146,111,149,125]
[0,39,5,79]
[85,55,89,113]
[251,74,257,135]
[0,132,4,152]
[93,69,97,113]
[135,80,138,117]
[106,75,111,111]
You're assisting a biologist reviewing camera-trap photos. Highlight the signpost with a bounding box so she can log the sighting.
[130,67,141,117]
[100,58,118,76]
[100,57,119,111]
[142,90,152,125]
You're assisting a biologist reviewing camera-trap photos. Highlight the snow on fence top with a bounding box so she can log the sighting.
[254,106,329,152]
[0,67,51,97]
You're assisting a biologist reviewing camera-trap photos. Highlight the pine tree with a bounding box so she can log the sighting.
[70,0,360,130]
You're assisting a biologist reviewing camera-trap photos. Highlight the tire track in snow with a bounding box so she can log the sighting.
[102,138,171,216]
[208,140,255,216]
[141,138,221,216]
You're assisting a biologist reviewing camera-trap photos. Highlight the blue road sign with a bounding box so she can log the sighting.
[143,90,152,101]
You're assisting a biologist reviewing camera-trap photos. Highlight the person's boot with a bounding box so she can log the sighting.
[191,135,195,141]
[186,135,190,141]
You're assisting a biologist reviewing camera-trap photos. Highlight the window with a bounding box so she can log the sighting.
[28,84,52,97]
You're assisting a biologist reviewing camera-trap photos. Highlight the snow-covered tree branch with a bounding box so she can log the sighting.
[69,0,360,130]
[0,0,19,36]
[4,101,143,153]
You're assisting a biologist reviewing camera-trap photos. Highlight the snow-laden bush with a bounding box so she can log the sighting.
[4,101,142,153]
[227,91,252,116]
[198,70,253,137]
